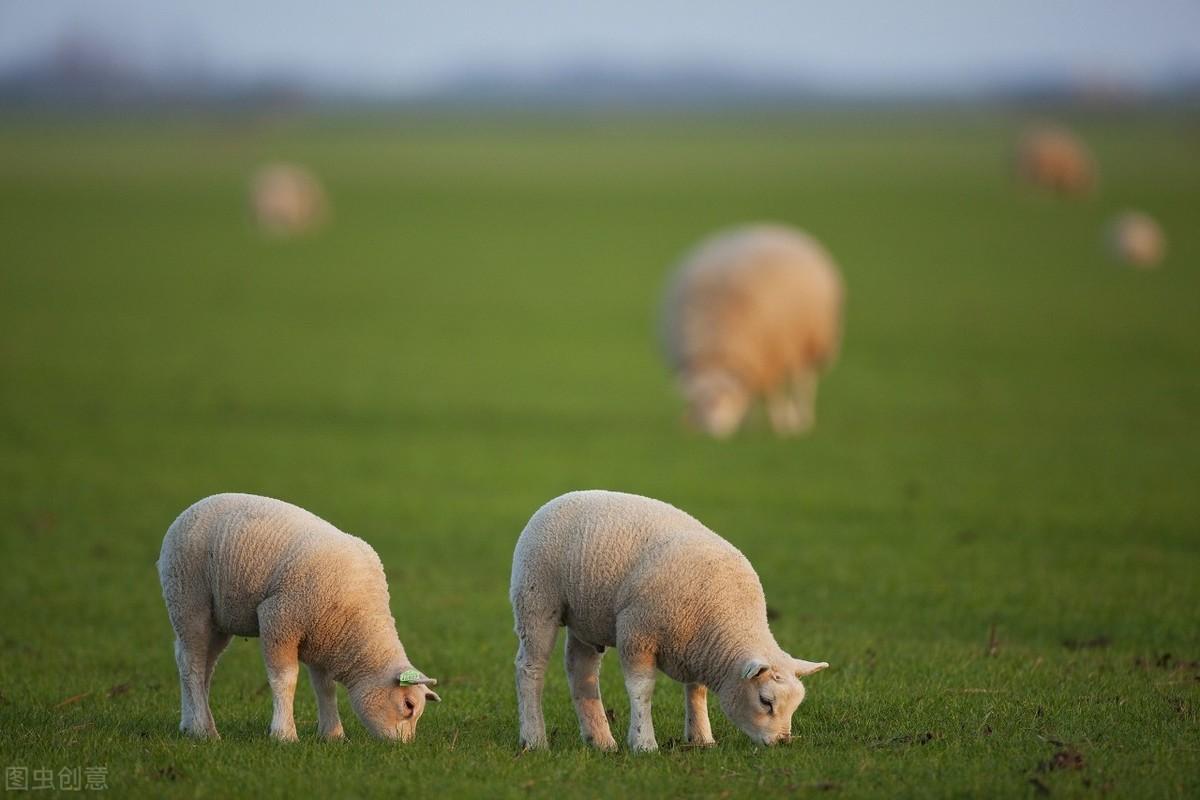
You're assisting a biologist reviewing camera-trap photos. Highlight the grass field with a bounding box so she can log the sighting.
[1,109,1198,798]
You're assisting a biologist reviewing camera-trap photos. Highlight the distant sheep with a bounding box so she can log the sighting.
[1015,124,1096,196]
[158,493,440,742]
[660,223,844,438]
[249,163,328,236]
[510,490,828,752]
[1107,210,1165,268]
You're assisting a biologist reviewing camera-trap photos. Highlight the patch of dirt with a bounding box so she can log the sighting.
[26,511,58,536]
[1034,745,1085,776]
[155,765,183,782]
[1134,653,1200,676]
[107,682,132,698]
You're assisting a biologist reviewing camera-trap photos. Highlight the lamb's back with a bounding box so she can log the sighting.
[161,493,383,636]
[514,490,749,646]
[664,225,842,384]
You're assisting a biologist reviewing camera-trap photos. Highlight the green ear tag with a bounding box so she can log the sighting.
[397,669,425,685]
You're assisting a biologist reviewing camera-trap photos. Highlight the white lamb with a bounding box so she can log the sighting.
[1107,210,1166,269]
[660,223,844,438]
[1015,124,1096,196]
[249,163,328,237]
[157,493,440,742]
[510,490,828,752]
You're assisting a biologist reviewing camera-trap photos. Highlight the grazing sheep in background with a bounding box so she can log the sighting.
[1015,124,1096,196]
[158,493,440,742]
[1107,210,1166,268]
[510,490,828,752]
[660,223,844,438]
[249,163,328,237]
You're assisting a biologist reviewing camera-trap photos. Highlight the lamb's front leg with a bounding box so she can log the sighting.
[619,650,658,752]
[258,601,300,742]
[684,683,715,745]
[307,665,344,740]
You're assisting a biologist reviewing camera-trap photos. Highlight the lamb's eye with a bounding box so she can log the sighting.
[760,696,774,714]
[404,699,416,712]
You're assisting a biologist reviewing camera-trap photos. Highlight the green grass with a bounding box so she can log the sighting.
[1,109,1198,798]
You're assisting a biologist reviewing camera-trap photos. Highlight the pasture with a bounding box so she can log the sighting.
[1,109,1198,797]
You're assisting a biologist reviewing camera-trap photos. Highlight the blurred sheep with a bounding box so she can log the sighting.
[249,162,328,237]
[1107,210,1165,268]
[1015,124,1096,196]
[660,223,844,438]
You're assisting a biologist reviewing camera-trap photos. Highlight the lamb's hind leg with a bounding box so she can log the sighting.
[514,601,559,750]
[565,630,617,751]
[196,629,231,737]
[172,617,222,739]
[790,369,818,433]
[767,370,817,436]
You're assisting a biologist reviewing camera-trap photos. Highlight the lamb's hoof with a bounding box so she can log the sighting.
[628,739,659,753]
[269,728,299,743]
[319,728,346,742]
[685,737,717,748]
[586,733,618,752]
[519,737,549,752]
[181,724,219,740]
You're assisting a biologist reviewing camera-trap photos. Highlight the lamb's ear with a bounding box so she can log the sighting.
[396,668,437,687]
[792,658,829,677]
[424,688,442,703]
[741,658,771,680]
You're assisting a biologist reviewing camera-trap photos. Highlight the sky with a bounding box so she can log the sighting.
[2,1,1199,92]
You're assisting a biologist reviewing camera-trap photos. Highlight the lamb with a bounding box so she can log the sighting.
[249,163,328,237]
[660,223,844,438]
[510,490,828,752]
[157,493,440,742]
[1015,124,1096,196]
[1107,210,1165,268]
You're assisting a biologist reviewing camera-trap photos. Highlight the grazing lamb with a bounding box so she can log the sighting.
[249,163,328,237]
[1015,124,1096,196]
[660,223,844,438]
[510,490,828,752]
[157,493,440,742]
[1107,210,1165,268]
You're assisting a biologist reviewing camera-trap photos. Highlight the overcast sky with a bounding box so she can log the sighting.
[2,1,1199,91]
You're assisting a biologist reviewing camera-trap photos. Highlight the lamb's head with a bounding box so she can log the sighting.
[349,666,441,742]
[718,656,828,745]
[682,369,749,438]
